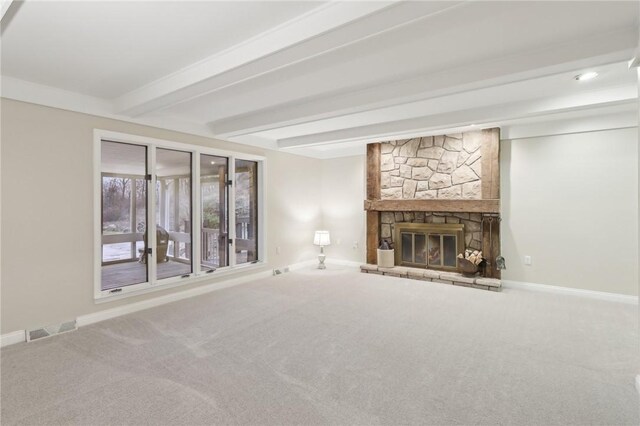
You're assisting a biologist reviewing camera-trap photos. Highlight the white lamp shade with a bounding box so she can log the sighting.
[313,230,331,246]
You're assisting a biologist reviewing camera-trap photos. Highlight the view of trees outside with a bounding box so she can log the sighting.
[235,175,250,224]
[202,179,222,230]
[102,177,146,233]
[200,154,228,268]
[155,148,192,274]
[235,160,258,263]
[101,140,147,265]
[102,176,146,262]
[156,176,191,260]
[156,178,191,233]
[101,145,257,268]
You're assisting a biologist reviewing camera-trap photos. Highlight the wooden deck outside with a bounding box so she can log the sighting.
[101,260,192,290]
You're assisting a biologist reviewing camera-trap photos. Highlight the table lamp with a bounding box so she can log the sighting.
[313,230,331,269]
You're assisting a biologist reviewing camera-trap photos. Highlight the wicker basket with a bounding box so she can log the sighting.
[458,258,480,276]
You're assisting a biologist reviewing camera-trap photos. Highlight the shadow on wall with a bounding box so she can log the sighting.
[321,155,366,263]
[500,139,516,277]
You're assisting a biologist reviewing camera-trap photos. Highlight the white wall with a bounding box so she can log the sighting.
[0,99,323,334]
[637,64,640,389]
[321,155,366,263]
[501,128,638,296]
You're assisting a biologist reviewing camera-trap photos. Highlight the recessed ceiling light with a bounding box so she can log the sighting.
[575,72,598,81]
[470,124,477,127]
[210,161,216,164]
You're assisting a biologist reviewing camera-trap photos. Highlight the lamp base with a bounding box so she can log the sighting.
[317,246,326,269]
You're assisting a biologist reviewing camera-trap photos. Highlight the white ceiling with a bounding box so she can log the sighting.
[1,1,322,97]
[2,1,638,159]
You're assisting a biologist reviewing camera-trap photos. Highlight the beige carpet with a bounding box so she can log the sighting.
[1,267,638,425]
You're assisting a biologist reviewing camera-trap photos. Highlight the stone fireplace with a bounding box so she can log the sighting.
[364,128,502,287]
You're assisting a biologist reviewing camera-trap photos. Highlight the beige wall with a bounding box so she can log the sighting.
[0,99,323,333]
[321,155,366,263]
[316,128,639,296]
[2,98,636,334]
[501,128,638,296]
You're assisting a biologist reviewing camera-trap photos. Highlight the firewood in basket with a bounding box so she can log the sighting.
[460,249,485,265]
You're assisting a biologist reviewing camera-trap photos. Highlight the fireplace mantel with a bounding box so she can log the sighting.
[364,199,499,213]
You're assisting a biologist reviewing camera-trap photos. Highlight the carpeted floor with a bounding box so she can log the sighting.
[1,267,638,425]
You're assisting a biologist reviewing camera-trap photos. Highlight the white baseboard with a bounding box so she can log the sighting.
[287,259,317,271]
[1,330,26,347]
[77,259,321,328]
[1,259,321,347]
[77,268,274,327]
[326,258,362,268]
[78,258,363,327]
[3,265,635,348]
[502,280,638,304]
[3,260,319,347]
[288,258,361,270]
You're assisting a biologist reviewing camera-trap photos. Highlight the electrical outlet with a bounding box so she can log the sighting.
[524,255,532,265]
[336,238,342,245]
[276,246,280,255]
[353,241,359,249]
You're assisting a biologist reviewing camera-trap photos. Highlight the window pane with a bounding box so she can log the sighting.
[200,154,229,270]
[101,141,147,291]
[156,149,192,279]
[235,159,258,264]
[102,176,133,261]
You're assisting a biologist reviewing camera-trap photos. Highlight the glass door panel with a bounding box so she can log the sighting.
[100,141,148,291]
[156,148,192,280]
[200,154,229,271]
[401,233,413,263]
[427,234,441,267]
[235,159,258,264]
[414,234,426,265]
[443,235,457,267]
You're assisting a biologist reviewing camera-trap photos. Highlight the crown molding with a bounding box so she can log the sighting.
[0,76,280,153]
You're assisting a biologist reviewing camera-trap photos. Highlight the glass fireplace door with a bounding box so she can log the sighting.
[427,234,457,269]
[401,232,428,266]
[395,223,464,271]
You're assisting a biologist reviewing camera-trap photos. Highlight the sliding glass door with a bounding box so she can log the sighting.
[97,133,262,298]
[235,159,258,264]
[200,154,229,271]
[156,148,193,280]
[100,141,148,291]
